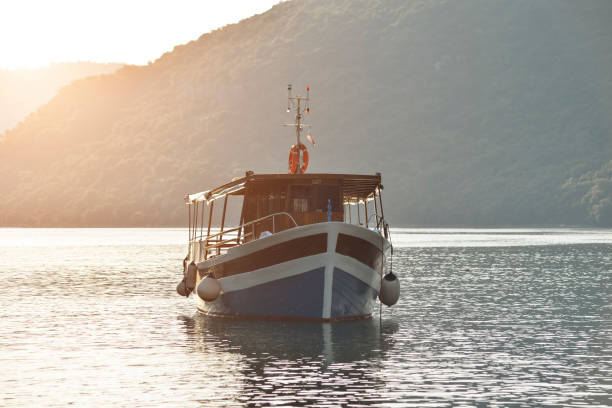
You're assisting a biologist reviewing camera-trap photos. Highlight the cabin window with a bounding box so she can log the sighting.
[267,192,286,213]
[291,185,311,212]
[243,186,287,225]
[315,185,341,212]
[257,195,268,218]
[293,198,309,212]
[268,194,275,212]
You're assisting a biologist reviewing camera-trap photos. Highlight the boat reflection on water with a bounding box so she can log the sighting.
[178,313,398,363]
[177,314,399,406]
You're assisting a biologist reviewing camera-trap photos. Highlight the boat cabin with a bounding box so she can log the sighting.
[185,171,388,262]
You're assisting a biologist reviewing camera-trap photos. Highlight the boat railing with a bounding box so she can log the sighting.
[192,212,299,259]
[366,213,384,229]
[365,213,389,238]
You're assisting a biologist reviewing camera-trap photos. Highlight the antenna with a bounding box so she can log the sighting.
[284,84,313,174]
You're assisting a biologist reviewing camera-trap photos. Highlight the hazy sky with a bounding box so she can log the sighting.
[0,0,281,69]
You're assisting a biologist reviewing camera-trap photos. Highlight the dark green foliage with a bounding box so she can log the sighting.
[0,0,611,226]
[563,161,612,226]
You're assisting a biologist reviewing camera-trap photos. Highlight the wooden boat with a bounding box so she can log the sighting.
[177,85,399,322]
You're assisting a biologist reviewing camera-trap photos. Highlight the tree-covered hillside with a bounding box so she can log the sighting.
[1,0,611,226]
[0,62,123,133]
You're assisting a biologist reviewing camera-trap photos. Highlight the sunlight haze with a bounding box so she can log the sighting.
[0,0,281,69]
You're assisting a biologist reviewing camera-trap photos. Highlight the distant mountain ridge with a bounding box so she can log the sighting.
[0,62,123,133]
[1,0,611,227]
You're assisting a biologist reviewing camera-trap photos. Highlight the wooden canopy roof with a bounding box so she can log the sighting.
[186,172,383,204]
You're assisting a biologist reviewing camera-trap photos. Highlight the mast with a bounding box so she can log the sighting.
[285,84,311,174]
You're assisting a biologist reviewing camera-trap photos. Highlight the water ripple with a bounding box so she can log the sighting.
[0,229,610,407]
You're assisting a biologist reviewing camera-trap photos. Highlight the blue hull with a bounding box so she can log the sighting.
[197,267,377,321]
[331,268,378,319]
[192,222,392,322]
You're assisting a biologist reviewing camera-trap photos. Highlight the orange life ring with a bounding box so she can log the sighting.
[288,143,309,174]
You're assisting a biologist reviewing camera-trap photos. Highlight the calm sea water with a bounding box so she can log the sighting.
[0,228,611,407]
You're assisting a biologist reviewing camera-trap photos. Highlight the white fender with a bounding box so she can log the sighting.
[185,261,198,291]
[379,272,400,306]
[197,275,221,302]
[176,278,188,297]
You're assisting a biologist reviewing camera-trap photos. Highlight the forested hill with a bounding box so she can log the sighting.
[0,62,123,133]
[1,0,611,227]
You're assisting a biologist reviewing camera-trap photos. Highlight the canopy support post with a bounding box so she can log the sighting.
[219,194,228,255]
[206,201,214,260]
[193,201,199,242]
[187,203,192,259]
[200,202,205,240]
[378,187,387,238]
[237,194,248,244]
[373,191,379,229]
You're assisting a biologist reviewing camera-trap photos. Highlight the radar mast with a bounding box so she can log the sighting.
[284,84,313,174]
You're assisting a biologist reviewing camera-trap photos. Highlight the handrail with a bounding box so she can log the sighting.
[364,213,390,239]
[245,211,298,229]
[192,212,298,243]
[191,212,299,258]
[365,213,384,229]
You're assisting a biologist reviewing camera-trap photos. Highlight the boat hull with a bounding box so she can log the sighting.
[193,222,391,322]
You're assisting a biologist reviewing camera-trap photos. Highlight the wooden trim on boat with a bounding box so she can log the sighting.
[194,172,382,202]
[200,233,328,278]
[335,233,383,270]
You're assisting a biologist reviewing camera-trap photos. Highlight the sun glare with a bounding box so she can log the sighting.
[0,0,280,69]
